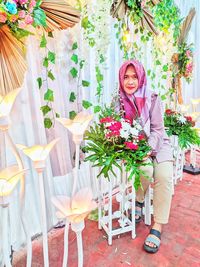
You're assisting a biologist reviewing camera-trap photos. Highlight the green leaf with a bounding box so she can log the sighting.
[71,54,78,64]
[163,65,168,71]
[72,42,78,50]
[82,100,92,109]
[69,111,77,120]
[70,67,78,78]
[81,16,89,29]
[94,105,101,113]
[48,51,55,64]
[48,70,55,81]
[33,8,46,27]
[55,112,60,118]
[44,118,53,129]
[44,89,54,102]
[155,60,161,65]
[43,57,49,68]
[82,80,90,87]
[40,105,51,116]
[69,92,76,102]
[40,34,47,48]
[37,77,42,89]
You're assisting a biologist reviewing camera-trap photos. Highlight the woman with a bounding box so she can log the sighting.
[117,59,173,253]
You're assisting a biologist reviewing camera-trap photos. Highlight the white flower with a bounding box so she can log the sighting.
[130,127,139,136]
[121,121,131,131]
[178,116,186,124]
[120,129,130,140]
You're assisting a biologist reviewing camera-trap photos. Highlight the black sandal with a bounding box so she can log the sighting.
[129,201,144,223]
[143,229,161,253]
[135,201,144,223]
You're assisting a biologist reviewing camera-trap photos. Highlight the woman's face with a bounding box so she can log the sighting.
[123,65,139,95]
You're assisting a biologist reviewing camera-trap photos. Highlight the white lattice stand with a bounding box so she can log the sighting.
[98,165,136,245]
[170,135,185,188]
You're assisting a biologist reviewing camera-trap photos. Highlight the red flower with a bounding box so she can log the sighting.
[124,142,138,150]
[108,122,122,132]
[165,109,173,115]
[185,116,192,122]
[124,116,132,124]
[138,134,145,141]
[100,117,114,124]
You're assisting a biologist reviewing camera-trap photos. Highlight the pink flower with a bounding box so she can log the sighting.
[186,62,193,73]
[124,116,132,124]
[19,0,28,4]
[0,12,7,23]
[18,10,26,18]
[186,50,191,58]
[29,0,36,8]
[124,142,138,150]
[108,122,122,132]
[24,14,34,24]
[100,117,114,124]
[138,134,145,141]
[18,20,27,29]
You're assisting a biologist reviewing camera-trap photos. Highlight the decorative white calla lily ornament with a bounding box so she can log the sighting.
[17,138,60,267]
[0,165,26,204]
[0,165,27,267]
[55,111,95,267]
[0,88,22,131]
[56,111,93,144]
[17,138,60,170]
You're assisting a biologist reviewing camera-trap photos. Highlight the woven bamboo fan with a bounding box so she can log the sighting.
[0,26,27,95]
[40,0,81,32]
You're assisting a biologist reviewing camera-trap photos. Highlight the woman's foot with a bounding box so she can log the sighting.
[143,223,162,253]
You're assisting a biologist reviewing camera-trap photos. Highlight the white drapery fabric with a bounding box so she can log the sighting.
[0,1,199,259]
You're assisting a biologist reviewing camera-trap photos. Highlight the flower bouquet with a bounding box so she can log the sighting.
[0,0,46,39]
[164,109,200,149]
[83,107,152,190]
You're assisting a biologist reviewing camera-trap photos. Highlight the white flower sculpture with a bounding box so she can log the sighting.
[56,111,93,144]
[52,187,97,223]
[0,88,22,130]
[0,165,26,203]
[16,138,60,169]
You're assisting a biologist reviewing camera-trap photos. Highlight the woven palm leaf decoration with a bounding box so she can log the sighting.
[172,8,196,105]
[40,0,81,32]
[0,26,27,95]
[110,0,161,35]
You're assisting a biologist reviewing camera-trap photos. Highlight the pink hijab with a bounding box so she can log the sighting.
[119,59,152,126]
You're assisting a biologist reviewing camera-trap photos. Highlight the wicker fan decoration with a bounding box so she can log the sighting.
[171,8,196,105]
[0,26,27,95]
[40,0,81,32]
[110,0,161,35]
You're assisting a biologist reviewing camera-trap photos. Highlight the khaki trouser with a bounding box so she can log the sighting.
[136,158,173,224]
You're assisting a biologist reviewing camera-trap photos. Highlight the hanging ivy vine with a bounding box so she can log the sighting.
[37,33,60,129]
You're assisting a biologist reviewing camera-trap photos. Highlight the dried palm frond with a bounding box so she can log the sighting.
[151,0,161,6]
[178,8,196,45]
[110,0,127,19]
[141,7,159,35]
[0,26,27,95]
[40,0,80,32]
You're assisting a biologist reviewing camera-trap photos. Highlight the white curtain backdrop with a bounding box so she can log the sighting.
[0,0,199,260]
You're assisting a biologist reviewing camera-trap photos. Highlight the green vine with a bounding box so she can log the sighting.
[37,32,59,129]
